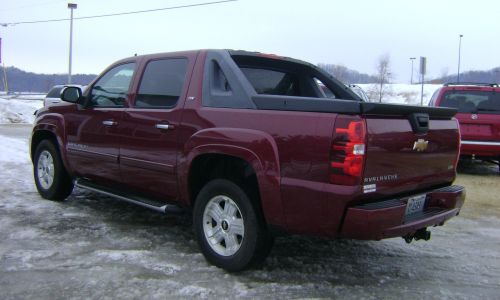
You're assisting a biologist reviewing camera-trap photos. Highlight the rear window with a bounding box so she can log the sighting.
[240,68,301,96]
[46,86,63,98]
[231,54,358,100]
[439,91,500,114]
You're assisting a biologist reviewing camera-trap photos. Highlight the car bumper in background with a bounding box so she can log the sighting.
[460,140,500,157]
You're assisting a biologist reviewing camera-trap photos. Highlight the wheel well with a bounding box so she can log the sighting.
[189,154,261,207]
[31,130,58,160]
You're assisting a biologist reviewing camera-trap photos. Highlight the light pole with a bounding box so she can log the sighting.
[67,3,77,84]
[457,34,463,83]
[410,57,416,84]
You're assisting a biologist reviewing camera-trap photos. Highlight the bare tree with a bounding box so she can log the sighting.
[375,53,392,102]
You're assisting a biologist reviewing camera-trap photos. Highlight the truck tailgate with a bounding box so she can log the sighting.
[363,117,459,198]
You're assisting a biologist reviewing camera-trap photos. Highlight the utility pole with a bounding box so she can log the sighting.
[67,3,77,84]
[457,34,463,83]
[410,57,416,84]
[0,37,7,94]
[420,57,426,106]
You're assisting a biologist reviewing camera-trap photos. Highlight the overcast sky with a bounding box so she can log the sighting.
[0,0,499,82]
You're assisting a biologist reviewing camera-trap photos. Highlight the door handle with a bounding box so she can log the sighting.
[102,120,117,126]
[155,123,174,130]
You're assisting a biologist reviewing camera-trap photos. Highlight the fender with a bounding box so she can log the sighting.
[178,127,285,228]
[31,111,73,176]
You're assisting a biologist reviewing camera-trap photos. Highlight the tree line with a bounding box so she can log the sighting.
[0,67,97,93]
[1,64,498,94]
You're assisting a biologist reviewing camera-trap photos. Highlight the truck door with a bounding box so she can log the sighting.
[65,62,136,185]
[119,55,194,201]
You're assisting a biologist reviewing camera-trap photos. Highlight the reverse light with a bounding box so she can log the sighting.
[329,117,367,185]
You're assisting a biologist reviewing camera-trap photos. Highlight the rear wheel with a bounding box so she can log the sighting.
[33,140,73,200]
[193,179,273,272]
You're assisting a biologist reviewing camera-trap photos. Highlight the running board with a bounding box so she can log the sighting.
[75,178,182,214]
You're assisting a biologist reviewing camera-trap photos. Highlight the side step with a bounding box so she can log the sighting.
[75,178,183,214]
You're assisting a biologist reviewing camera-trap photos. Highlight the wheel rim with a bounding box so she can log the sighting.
[37,150,54,190]
[202,195,245,257]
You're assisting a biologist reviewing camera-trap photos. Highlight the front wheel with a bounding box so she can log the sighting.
[193,179,273,272]
[33,140,74,201]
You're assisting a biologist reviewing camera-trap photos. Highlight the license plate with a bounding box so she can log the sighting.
[405,194,426,215]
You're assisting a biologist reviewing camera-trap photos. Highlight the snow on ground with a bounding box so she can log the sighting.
[0,88,499,298]
[357,83,442,105]
[0,125,499,299]
[0,135,30,163]
[0,97,43,124]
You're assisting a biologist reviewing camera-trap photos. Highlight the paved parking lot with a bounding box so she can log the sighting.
[1,124,499,299]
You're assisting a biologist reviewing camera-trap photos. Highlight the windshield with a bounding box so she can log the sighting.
[439,90,500,114]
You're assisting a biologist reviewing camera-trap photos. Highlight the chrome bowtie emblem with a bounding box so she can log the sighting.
[471,114,478,120]
[413,139,429,152]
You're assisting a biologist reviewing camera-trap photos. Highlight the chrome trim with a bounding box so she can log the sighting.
[75,179,168,213]
[155,124,173,130]
[102,120,117,126]
[461,140,500,146]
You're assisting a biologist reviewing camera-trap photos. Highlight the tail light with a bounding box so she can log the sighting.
[453,117,461,170]
[330,116,366,185]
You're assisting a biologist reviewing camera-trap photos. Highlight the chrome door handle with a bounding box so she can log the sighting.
[155,123,174,130]
[102,120,117,126]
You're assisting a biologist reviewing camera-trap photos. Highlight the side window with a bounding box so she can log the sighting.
[211,61,232,95]
[135,58,188,108]
[240,68,301,96]
[89,63,135,107]
[428,89,440,106]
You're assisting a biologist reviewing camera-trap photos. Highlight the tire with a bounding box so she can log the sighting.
[33,140,74,201]
[193,179,273,272]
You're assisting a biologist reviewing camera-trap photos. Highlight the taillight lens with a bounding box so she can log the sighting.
[330,116,366,185]
[453,117,461,170]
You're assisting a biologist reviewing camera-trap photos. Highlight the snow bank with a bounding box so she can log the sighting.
[357,84,442,105]
[0,97,43,124]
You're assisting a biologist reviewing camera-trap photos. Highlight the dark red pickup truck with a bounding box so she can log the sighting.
[31,50,465,271]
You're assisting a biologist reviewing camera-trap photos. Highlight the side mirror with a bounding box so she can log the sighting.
[61,86,83,103]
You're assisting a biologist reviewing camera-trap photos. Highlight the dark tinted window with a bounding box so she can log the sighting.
[439,91,500,114]
[90,63,135,107]
[240,68,301,96]
[46,86,63,98]
[135,58,188,108]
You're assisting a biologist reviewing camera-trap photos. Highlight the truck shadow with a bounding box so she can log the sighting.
[457,159,498,175]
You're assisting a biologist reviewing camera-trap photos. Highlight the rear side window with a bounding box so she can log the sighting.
[240,68,301,96]
[439,90,500,114]
[135,58,188,108]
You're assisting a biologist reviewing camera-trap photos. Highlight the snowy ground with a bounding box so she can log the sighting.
[0,96,43,124]
[0,89,499,298]
[1,128,499,298]
[358,83,442,105]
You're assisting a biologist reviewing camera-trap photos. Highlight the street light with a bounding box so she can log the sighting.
[67,3,77,84]
[457,34,463,83]
[410,57,416,84]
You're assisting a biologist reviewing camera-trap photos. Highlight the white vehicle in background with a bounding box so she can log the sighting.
[44,85,85,107]
[347,84,370,102]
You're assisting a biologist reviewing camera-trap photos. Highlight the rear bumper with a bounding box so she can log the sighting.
[461,140,500,157]
[340,185,465,240]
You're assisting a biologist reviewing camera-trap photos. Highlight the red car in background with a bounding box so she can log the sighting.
[429,82,500,171]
